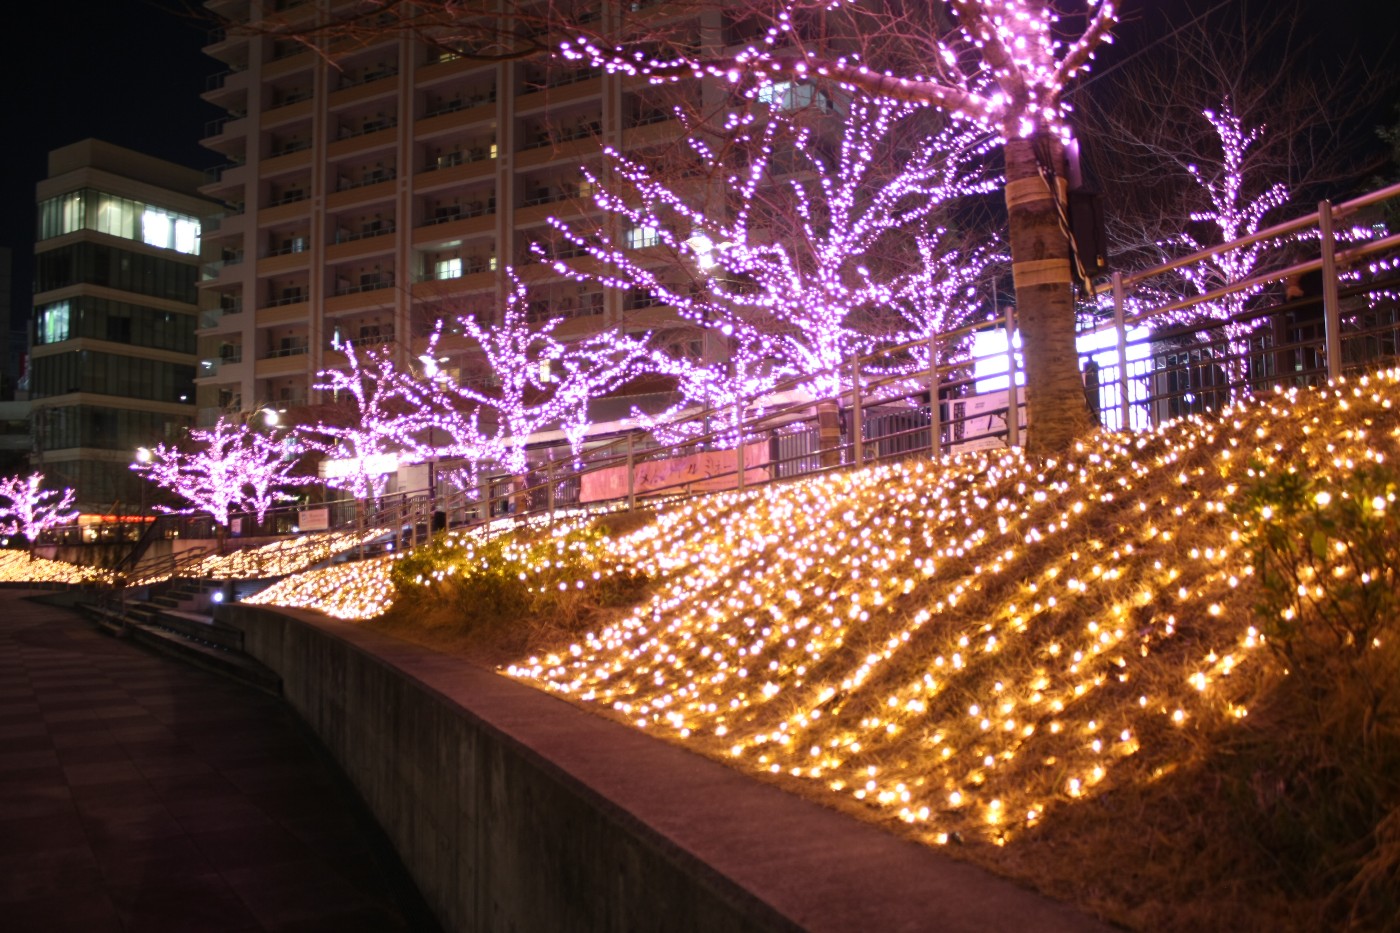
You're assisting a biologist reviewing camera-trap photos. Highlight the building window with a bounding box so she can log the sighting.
[38,188,202,255]
[36,301,71,344]
[625,225,661,249]
[758,81,820,112]
[35,243,198,303]
[434,257,462,280]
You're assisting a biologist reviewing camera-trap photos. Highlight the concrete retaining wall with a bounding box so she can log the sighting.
[222,604,788,933]
[222,604,1110,933]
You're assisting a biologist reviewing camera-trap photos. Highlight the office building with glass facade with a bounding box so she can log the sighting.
[31,140,215,511]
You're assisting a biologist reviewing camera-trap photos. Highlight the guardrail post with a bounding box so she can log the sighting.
[735,397,746,491]
[1318,199,1343,381]
[546,460,556,520]
[1112,271,1131,431]
[1005,302,1020,449]
[626,434,636,510]
[928,334,941,460]
[851,352,864,467]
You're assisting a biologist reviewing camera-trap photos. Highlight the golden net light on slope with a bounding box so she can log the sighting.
[503,369,1400,845]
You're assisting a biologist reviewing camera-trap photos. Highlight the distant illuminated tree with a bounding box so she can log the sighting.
[883,225,1002,387]
[432,275,655,479]
[1103,101,1375,395]
[0,474,78,549]
[130,419,303,527]
[300,342,433,501]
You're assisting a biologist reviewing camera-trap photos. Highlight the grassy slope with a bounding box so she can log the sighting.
[256,373,1400,930]
[503,374,1399,930]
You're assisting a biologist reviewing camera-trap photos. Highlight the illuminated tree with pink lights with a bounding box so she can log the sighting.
[548,95,998,457]
[1101,100,1376,397]
[564,0,1120,454]
[0,474,78,551]
[1168,103,1289,388]
[300,342,432,501]
[130,419,304,528]
[888,225,1003,373]
[432,275,655,482]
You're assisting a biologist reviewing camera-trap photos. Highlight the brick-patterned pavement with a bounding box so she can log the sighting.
[0,591,438,932]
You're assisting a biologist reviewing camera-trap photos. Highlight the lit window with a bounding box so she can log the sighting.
[38,189,201,254]
[141,210,172,249]
[174,219,200,254]
[37,301,71,344]
[434,257,462,280]
[757,81,815,111]
[489,142,499,159]
[625,225,661,249]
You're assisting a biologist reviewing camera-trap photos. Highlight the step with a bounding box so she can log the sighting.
[74,602,129,638]
[147,610,244,653]
[124,621,281,695]
[126,604,159,624]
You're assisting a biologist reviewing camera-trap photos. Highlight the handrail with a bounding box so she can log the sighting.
[57,180,1400,558]
[1113,179,1400,290]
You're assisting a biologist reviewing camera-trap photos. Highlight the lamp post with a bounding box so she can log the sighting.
[134,446,152,538]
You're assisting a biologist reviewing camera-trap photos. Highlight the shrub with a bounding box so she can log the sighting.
[1229,463,1400,927]
[386,521,648,640]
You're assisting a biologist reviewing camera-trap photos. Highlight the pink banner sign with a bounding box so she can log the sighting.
[581,442,770,503]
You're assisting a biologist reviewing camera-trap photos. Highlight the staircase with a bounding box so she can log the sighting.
[81,577,281,695]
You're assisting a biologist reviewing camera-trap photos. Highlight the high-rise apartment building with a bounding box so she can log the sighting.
[197,0,733,425]
[31,140,214,510]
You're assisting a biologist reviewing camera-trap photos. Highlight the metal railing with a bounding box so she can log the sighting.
[45,183,1400,563]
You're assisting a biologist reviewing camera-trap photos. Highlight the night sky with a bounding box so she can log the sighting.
[0,0,216,348]
[0,0,1393,370]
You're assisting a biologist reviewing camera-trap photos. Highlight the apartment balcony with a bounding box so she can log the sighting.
[327,123,397,161]
[326,285,396,315]
[515,73,604,114]
[255,300,312,326]
[263,48,316,80]
[198,353,249,383]
[411,269,496,300]
[262,96,314,128]
[415,52,492,85]
[515,132,602,171]
[201,253,245,283]
[328,66,398,103]
[255,347,311,379]
[202,66,249,105]
[411,209,495,246]
[203,27,248,67]
[259,146,313,176]
[200,162,248,200]
[258,196,314,226]
[205,209,247,242]
[327,177,396,212]
[262,337,310,360]
[196,302,247,333]
[414,153,496,191]
[622,114,685,149]
[257,249,311,276]
[415,99,497,138]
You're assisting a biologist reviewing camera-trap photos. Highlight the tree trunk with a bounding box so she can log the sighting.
[816,400,842,468]
[1003,134,1095,456]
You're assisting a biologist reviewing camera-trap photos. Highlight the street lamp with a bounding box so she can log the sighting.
[133,446,153,537]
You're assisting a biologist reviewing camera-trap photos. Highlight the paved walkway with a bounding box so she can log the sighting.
[0,590,439,932]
